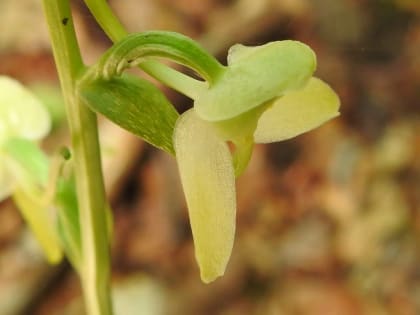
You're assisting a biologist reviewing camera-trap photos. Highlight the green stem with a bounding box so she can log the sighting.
[83,0,127,40]
[83,0,211,98]
[41,1,113,315]
[140,60,206,99]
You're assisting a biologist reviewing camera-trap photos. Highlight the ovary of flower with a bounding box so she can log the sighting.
[0,76,51,200]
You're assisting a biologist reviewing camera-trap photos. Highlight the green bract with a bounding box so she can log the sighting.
[78,74,178,154]
[92,31,224,84]
[76,30,225,154]
[77,32,340,283]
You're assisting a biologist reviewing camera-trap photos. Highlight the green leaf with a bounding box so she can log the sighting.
[254,77,340,143]
[0,76,51,143]
[55,168,113,272]
[55,176,82,271]
[195,40,316,121]
[78,74,179,154]
[174,110,236,283]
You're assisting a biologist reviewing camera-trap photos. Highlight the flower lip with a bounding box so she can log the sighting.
[173,109,236,283]
[194,40,317,122]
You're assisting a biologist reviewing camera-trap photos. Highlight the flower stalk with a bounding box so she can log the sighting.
[41,1,113,314]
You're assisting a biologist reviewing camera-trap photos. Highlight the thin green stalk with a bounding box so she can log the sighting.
[138,60,207,99]
[83,0,127,40]
[41,1,113,315]
[83,0,207,98]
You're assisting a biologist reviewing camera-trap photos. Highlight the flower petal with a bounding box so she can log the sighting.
[0,76,51,142]
[254,77,340,143]
[174,110,236,283]
[195,40,316,121]
[13,187,63,264]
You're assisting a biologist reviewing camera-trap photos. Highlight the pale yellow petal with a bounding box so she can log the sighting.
[254,77,340,143]
[174,110,236,283]
[0,76,51,141]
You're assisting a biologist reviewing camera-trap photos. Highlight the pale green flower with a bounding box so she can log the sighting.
[77,34,341,283]
[0,76,61,263]
[173,42,340,283]
[0,76,51,198]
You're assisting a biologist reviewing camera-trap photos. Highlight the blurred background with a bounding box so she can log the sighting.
[0,0,419,314]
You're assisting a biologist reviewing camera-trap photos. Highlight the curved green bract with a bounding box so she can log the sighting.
[78,74,179,154]
[85,31,225,84]
[194,40,317,121]
[254,77,340,143]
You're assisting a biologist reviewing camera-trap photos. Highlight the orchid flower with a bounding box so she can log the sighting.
[175,81,340,281]
[78,31,340,283]
[173,42,340,282]
[0,76,51,199]
[0,76,62,263]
